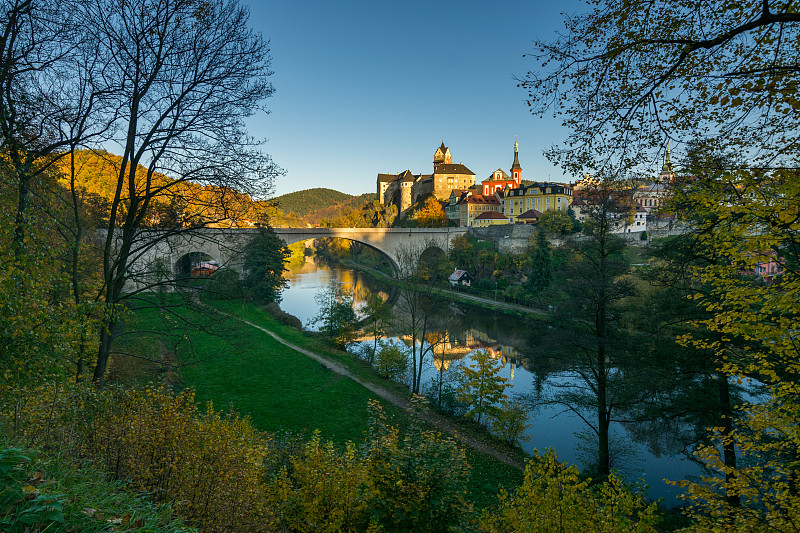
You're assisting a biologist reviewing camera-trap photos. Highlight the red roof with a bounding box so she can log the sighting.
[475,211,508,220]
[464,194,500,205]
[518,209,543,219]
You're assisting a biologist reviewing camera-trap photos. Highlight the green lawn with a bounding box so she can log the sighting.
[117,297,524,509]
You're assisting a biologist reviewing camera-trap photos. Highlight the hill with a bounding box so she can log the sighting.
[273,188,376,224]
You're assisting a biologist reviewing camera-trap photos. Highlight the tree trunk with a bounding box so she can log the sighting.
[93,319,115,387]
[12,166,31,257]
[717,369,740,507]
[597,342,610,479]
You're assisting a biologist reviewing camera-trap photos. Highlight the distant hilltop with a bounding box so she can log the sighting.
[272,188,375,225]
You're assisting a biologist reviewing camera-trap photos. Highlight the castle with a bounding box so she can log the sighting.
[377,142,476,213]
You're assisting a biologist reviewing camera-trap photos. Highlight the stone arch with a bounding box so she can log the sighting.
[173,250,220,279]
[279,233,400,276]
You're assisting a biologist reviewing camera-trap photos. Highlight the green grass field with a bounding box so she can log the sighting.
[115,297,524,509]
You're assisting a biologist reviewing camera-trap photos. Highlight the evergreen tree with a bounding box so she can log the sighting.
[528,230,553,293]
[242,226,290,303]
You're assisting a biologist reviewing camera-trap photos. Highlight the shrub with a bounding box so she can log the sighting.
[0,443,192,533]
[490,399,531,447]
[3,384,272,532]
[479,450,658,532]
[364,401,471,532]
[374,342,409,382]
[202,267,241,300]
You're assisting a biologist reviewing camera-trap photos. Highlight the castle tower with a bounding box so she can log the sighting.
[433,141,451,172]
[510,140,522,185]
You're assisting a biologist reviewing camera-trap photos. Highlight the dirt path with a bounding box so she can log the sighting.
[234,316,526,471]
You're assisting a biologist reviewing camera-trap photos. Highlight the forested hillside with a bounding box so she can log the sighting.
[273,188,375,224]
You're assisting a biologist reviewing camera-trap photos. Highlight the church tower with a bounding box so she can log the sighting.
[510,140,522,185]
[658,144,674,183]
[433,141,451,172]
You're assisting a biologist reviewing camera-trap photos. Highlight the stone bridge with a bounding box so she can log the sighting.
[123,226,468,289]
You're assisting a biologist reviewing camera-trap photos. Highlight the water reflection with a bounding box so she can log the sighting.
[280,259,747,504]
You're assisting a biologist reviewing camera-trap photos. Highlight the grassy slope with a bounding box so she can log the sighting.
[119,298,523,509]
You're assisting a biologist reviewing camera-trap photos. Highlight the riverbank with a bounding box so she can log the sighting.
[339,257,550,319]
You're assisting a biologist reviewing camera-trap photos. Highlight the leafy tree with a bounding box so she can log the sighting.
[241,226,290,303]
[537,209,572,236]
[74,0,279,386]
[359,293,390,365]
[448,234,475,272]
[394,239,448,394]
[520,0,800,175]
[311,279,357,349]
[523,0,800,521]
[662,165,800,526]
[479,450,658,532]
[416,196,449,228]
[457,350,511,425]
[553,183,641,479]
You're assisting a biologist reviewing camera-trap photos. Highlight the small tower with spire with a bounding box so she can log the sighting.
[433,141,451,172]
[510,140,522,185]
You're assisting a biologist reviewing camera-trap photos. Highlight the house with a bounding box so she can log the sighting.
[460,194,501,226]
[448,269,474,287]
[473,210,509,227]
[739,250,785,283]
[445,189,468,224]
[517,209,543,224]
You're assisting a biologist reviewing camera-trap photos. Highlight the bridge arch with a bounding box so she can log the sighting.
[123,227,469,291]
[272,227,468,278]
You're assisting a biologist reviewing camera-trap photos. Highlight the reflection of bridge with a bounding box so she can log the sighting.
[124,226,468,288]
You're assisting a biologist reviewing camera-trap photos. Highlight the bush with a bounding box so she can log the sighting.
[202,267,241,300]
[0,444,192,533]
[490,399,531,447]
[3,384,272,532]
[374,342,409,382]
[479,450,658,532]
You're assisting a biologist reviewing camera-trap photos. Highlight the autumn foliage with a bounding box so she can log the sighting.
[2,386,477,532]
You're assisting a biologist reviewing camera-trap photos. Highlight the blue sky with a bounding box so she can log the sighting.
[245,1,583,197]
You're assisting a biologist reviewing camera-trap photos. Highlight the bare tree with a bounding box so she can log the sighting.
[0,0,91,254]
[70,0,280,386]
[393,239,450,394]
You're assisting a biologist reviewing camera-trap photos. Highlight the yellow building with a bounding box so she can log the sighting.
[502,182,574,224]
[459,194,501,226]
[473,211,509,227]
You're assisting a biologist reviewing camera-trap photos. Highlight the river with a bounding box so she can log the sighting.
[279,256,749,505]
